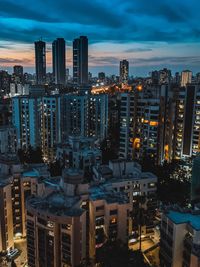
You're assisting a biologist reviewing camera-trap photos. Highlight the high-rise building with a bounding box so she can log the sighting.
[159,68,171,84]
[119,84,175,164]
[26,165,131,266]
[62,94,108,142]
[174,72,180,84]
[41,96,61,161]
[13,65,23,82]
[0,98,10,126]
[160,207,200,267]
[93,159,157,236]
[0,70,11,95]
[52,38,66,85]
[119,93,134,159]
[0,126,17,154]
[98,72,105,82]
[26,191,87,267]
[56,135,102,173]
[119,60,129,84]
[73,36,88,85]
[181,70,192,87]
[0,180,14,253]
[88,94,108,140]
[191,155,200,202]
[89,186,131,259]
[174,84,200,159]
[66,68,70,83]
[12,96,41,149]
[35,40,46,85]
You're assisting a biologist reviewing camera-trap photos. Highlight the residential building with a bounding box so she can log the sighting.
[56,135,102,174]
[12,96,41,149]
[160,207,200,267]
[93,159,157,235]
[35,40,46,85]
[52,38,66,85]
[119,92,134,159]
[191,155,200,202]
[73,36,88,85]
[62,94,108,142]
[120,60,129,84]
[181,70,192,87]
[0,126,17,154]
[13,65,23,82]
[26,191,86,267]
[174,84,200,159]
[41,95,61,161]
[0,179,14,253]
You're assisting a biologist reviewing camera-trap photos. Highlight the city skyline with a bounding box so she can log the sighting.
[0,0,200,76]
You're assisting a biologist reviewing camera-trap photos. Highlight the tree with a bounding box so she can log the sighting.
[76,257,92,267]
[48,160,62,177]
[96,240,149,267]
[100,139,118,164]
[17,146,44,164]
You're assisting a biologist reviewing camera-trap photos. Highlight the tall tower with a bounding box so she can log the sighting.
[35,40,46,85]
[73,36,88,85]
[119,60,129,84]
[181,70,192,87]
[13,65,23,78]
[52,38,66,85]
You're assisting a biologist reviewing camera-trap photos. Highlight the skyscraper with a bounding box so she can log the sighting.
[73,36,88,85]
[13,65,23,81]
[119,60,129,84]
[174,84,200,159]
[35,40,46,85]
[181,70,192,87]
[12,96,41,149]
[52,38,66,85]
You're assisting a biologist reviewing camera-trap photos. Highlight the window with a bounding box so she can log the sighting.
[110,209,118,215]
[96,205,104,212]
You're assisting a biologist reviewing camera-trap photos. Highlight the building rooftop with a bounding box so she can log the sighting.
[96,165,113,176]
[27,191,84,217]
[0,154,20,164]
[0,178,10,188]
[23,170,39,177]
[89,185,129,204]
[167,210,200,231]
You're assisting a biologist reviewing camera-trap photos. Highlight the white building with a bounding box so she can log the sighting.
[181,70,192,87]
[160,208,200,267]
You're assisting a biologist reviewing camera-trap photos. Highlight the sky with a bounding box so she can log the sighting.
[0,0,200,76]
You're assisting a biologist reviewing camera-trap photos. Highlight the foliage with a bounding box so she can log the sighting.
[140,157,191,205]
[18,146,44,164]
[48,159,62,177]
[100,139,118,164]
[96,240,149,267]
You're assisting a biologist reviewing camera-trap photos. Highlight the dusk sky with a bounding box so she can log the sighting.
[0,0,200,76]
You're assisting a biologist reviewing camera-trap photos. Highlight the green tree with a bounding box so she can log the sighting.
[17,146,44,164]
[96,240,149,267]
[49,160,62,177]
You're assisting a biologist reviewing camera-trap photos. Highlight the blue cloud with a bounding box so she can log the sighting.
[0,0,199,44]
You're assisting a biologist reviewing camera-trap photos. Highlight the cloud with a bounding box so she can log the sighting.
[0,0,198,44]
[133,56,200,65]
[0,58,31,64]
[0,0,199,76]
[89,55,200,67]
[89,55,119,65]
[124,48,153,53]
